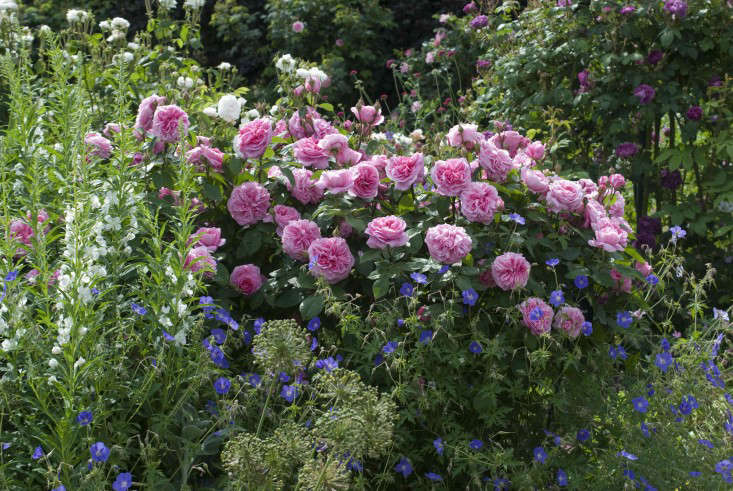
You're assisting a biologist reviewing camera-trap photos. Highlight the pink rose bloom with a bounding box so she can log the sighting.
[479,269,496,287]
[273,205,301,235]
[318,133,361,166]
[490,130,529,157]
[583,199,607,228]
[546,179,585,214]
[478,140,513,183]
[351,104,384,126]
[386,153,424,190]
[294,137,330,169]
[186,144,224,172]
[608,191,625,218]
[512,151,533,169]
[425,224,472,264]
[446,123,482,150]
[282,219,321,261]
[189,227,226,252]
[150,105,190,143]
[318,169,353,194]
[367,154,389,178]
[9,219,33,255]
[610,269,632,293]
[310,118,337,139]
[588,217,628,252]
[134,94,166,138]
[491,252,531,291]
[103,123,122,138]
[234,118,272,159]
[578,178,598,197]
[307,237,355,284]
[287,112,306,139]
[84,132,113,159]
[274,119,288,138]
[635,261,653,277]
[365,215,409,249]
[227,182,271,227]
[132,152,144,165]
[525,141,545,160]
[553,306,585,338]
[230,264,264,296]
[349,163,380,199]
[292,21,304,32]
[152,140,166,154]
[288,168,324,205]
[519,297,554,335]
[609,173,626,189]
[184,246,217,277]
[431,158,472,196]
[521,168,550,196]
[460,182,504,224]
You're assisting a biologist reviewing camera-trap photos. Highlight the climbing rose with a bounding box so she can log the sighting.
[227,182,271,227]
[431,158,472,196]
[230,264,264,296]
[425,224,472,264]
[282,220,321,261]
[519,298,553,335]
[150,105,189,143]
[234,118,272,159]
[491,252,531,291]
[365,216,409,249]
[460,182,504,224]
[307,237,355,284]
[521,168,550,196]
[553,306,585,338]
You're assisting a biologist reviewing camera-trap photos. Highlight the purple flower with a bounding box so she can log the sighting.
[281,385,298,402]
[462,288,478,306]
[433,437,444,455]
[394,457,413,478]
[383,341,399,355]
[664,0,688,18]
[698,439,714,449]
[577,429,590,442]
[549,290,564,307]
[213,377,231,395]
[670,225,686,243]
[557,468,568,486]
[400,282,414,297]
[425,472,443,481]
[620,5,636,14]
[615,142,639,158]
[130,302,147,315]
[545,258,560,267]
[307,317,321,332]
[476,59,491,69]
[508,213,525,225]
[32,446,44,460]
[634,84,656,104]
[574,275,589,289]
[632,396,649,413]
[470,15,489,29]
[469,439,483,450]
[112,472,133,491]
[617,311,633,329]
[463,2,477,14]
[469,341,483,354]
[581,321,593,336]
[533,446,547,463]
[210,328,227,345]
[640,422,651,437]
[646,274,659,286]
[655,352,673,372]
[76,411,93,426]
[419,330,433,344]
[647,50,664,65]
[578,70,590,87]
[90,442,110,463]
[686,105,702,120]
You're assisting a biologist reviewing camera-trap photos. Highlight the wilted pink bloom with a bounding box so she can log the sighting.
[234,118,272,159]
[103,123,122,138]
[282,219,321,261]
[227,182,271,227]
[386,153,424,190]
[85,132,113,158]
[365,216,409,249]
[519,298,553,335]
[425,224,472,264]
[230,264,264,295]
[188,227,225,252]
[307,237,355,284]
[460,182,504,224]
[151,105,189,143]
[184,246,217,277]
[490,130,528,157]
[491,252,530,291]
[553,306,585,337]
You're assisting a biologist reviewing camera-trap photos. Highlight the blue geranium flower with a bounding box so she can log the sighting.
[655,352,673,372]
[433,438,444,455]
[281,385,297,402]
[508,213,525,225]
[394,457,412,478]
[462,288,478,306]
[90,442,110,463]
[646,274,659,286]
[581,321,593,336]
[112,472,133,491]
[469,439,483,450]
[545,258,560,267]
[574,275,589,289]
[383,341,399,355]
[557,468,568,486]
[617,450,638,461]
[213,377,231,395]
[425,472,443,481]
[577,429,590,442]
[419,330,433,344]
[130,303,147,315]
[307,317,321,332]
[616,311,633,329]
[410,272,427,284]
[400,282,414,297]
[469,341,483,354]
[533,446,547,464]
[32,446,44,460]
[632,396,649,413]
[76,411,93,426]
[549,290,564,307]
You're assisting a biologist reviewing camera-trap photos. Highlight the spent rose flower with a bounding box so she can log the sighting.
[460,182,504,224]
[188,227,225,252]
[519,298,553,335]
[425,224,472,264]
[386,153,424,190]
[273,205,300,235]
[349,163,380,199]
[230,264,264,296]
[184,246,216,277]
[84,132,112,158]
[686,105,702,121]
[633,84,656,105]
[307,237,355,284]
[546,179,585,213]
[365,216,409,249]
[234,118,272,159]
[491,252,531,291]
[227,182,271,227]
[282,219,321,261]
[150,105,190,143]
[478,140,513,183]
[431,158,472,196]
[553,306,585,338]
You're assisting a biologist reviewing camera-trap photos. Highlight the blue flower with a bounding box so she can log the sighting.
[410,272,427,284]
[679,395,698,415]
[557,468,568,486]
[581,321,593,336]
[130,303,147,315]
[310,337,318,351]
[4,271,17,282]
[209,346,229,369]
[438,265,450,274]
[32,446,44,460]
[281,385,298,403]
[669,225,686,243]
[689,471,702,478]
[307,317,321,332]
[253,317,265,334]
[640,422,650,437]
[645,274,659,286]
[469,439,483,450]
[374,354,384,366]
[308,254,319,270]
[210,328,227,345]
[609,345,627,360]
[577,429,590,442]
[425,472,443,481]
[347,459,362,472]
[508,213,525,225]
[397,318,404,327]
[383,341,399,355]
[76,411,93,426]
[419,330,433,344]
[90,442,110,463]
[574,275,589,289]
[492,477,511,490]
[91,287,100,295]
[394,457,412,478]
[660,338,670,352]
[51,486,66,491]
[278,372,291,383]
[400,282,414,297]
[315,357,339,372]
[698,439,713,449]
[616,311,633,329]
[462,288,478,306]
[533,446,547,464]
[655,352,673,372]
[545,258,560,267]
[242,330,252,345]
[247,373,261,387]
[549,290,564,307]
[112,472,133,491]
[213,377,231,395]
[616,450,638,461]
[529,307,545,321]
[469,341,483,354]
[433,437,444,455]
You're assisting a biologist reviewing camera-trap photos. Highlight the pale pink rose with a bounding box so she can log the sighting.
[519,297,554,335]
[349,163,380,199]
[521,168,550,196]
[546,179,585,213]
[425,51,436,64]
[490,130,529,157]
[318,169,353,194]
[446,123,482,150]
[460,182,504,224]
[188,227,226,252]
[386,153,424,190]
[525,141,545,160]
[578,178,598,197]
[635,261,653,277]
[150,105,190,143]
[307,237,355,284]
[310,118,337,139]
[294,137,330,169]
[609,173,626,189]
[268,165,283,179]
[287,112,306,139]
[273,205,301,235]
[230,264,264,296]
[608,191,625,218]
[84,132,112,159]
[134,94,166,138]
[425,224,472,264]
[234,118,272,159]
[351,104,384,126]
[367,155,389,178]
[365,215,409,249]
[282,219,321,261]
[431,158,472,196]
[583,199,607,228]
[289,168,324,205]
[588,217,628,252]
[103,123,122,138]
[478,140,513,183]
[491,252,531,291]
[318,133,361,166]
[512,151,533,169]
[184,246,217,277]
[553,306,585,338]
[292,21,304,32]
[186,145,224,172]
[227,182,271,227]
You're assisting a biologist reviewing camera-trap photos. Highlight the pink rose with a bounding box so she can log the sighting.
[318,133,361,166]
[553,306,585,338]
[227,182,271,227]
[478,140,513,183]
[189,227,226,252]
[546,179,585,214]
[519,297,554,335]
[446,123,482,150]
[282,219,321,261]
[431,158,472,196]
[103,123,122,138]
[608,191,625,218]
[521,168,550,196]
[319,169,354,194]
[307,237,355,284]
[84,132,112,159]
[365,215,409,249]
[292,21,304,32]
[425,224,472,264]
[386,153,424,190]
[635,261,653,277]
[583,199,607,228]
[273,205,301,235]
[349,163,380,199]
[150,105,190,143]
[367,154,389,178]
[512,151,533,169]
[288,168,324,205]
[578,178,598,197]
[310,118,337,139]
[287,112,306,139]
[134,94,166,138]
[490,130,529,157]
[9,219,33,255]
[184,246,217,277]
[234,118,272,159]
[588,217,628,252]
[294,137,330,169]
[491,252,531,291]
[186,144,224,172]
[351,104,384,126]
[525,141,545,160]
[459,182,504,224]
[610,269,632,293]
[609,173,626,189]
[230,264,264,296]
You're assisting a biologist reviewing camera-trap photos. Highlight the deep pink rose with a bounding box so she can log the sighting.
[184,246,217,277]
[525,141,545,160]
[546,179,585,213]
[288,168,324,205]
[151,105,190,143]
[478,140,513,183]
[386,153,424,190]
[425,224,472,264]
[134,94,166,138]
[349,163,380,199]
[365,215,409,249]
[273,205,301,235]
[319,169,353,194]
[521,168,550,196]
[431,158,471,196]
[227,182,271,227]
[188,227,226,252]
[553,306,585,338]
[635,261,653,277]
[491,252,531,291]
[234,118,272,159]
[307,237,355,284]
[459,182,504,224]
[588,217,628,252]
[292,20,304,32]
[186,145,224,172]
[294,137,330,169]
[446,123,482,150]
[9,219,33,255]
[84,132,112,159]
[230,264,264,296]
[282,219,321,261]
[519,297,553,335]
[609,173,626,189]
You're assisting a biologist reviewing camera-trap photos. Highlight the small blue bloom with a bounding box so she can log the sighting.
[32,446,44,460]
[574,275,589,289]
[549,290,564,307]
[425,472,443,481]
[308,254,319,270]
[689,471,702,478]
[438,265,450,274]
[469,439,483,450]
[90,442,110,463]
[462,288,478,306]
[383,341,399,355]
[660,338,670,352]
[210,328,227,345]
[310,337,318,351]
[616,345,628,359]
[315,357,339,372]
[545,258,560,267]
[161,329,174,342]
[247,373,261,387]
[557,468,568,486]
[669,225,686,242]
[508,213,525,225]
[400,282,414,297]
[616,311,633,329]
[698,439,714,449]
[130,303,147,315]
[91,287,100,295]
[533,446,547,464]
[655,352,673,372]
[374,354,384,366]
[51,486,66,491]
[281,385,298,403]
[469,341,483,354]
[581,321,593,336]
[76,411,93,426]
[307,317,321,332]
[419,330,433,344]
[645,274,659,286]
[253,317,265,334]
[577,429,590,442]
[529,307,545,321]
[616,450,638,461]
[278,372,291,383]
[433,438,444,455]
[213,377,231,395]
[679,395,698,415]
[640,422,650,437]
[394,457,412,478]
[4,271,17,282]
[112,472,133,491]
[410,272,427,284]
[397,318,404,327]
[347,459,362,472]
[242,330,252,345]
